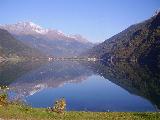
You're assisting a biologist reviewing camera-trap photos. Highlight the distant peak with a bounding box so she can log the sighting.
[1,21,49,34]
[153,9,160,16]
[16,21,43,29]
[69,34,90,43]
[0,22,91,43]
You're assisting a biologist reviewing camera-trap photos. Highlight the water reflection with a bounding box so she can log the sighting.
[82,60,160,110]
[8,61,92,97]
[0,60,159,111]
[0,61,46,86]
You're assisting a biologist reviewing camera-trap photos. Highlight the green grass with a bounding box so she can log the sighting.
[0,105,160,120]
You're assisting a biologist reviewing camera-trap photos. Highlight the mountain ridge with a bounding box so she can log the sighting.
[0,28,44,60]
[0,22,93,57]
[86,12,160,65]
[0,22,91,44]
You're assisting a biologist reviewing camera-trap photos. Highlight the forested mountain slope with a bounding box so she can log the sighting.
[87,12,160,64]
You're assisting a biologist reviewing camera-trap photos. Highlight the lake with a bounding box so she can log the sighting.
[0,60,160,112]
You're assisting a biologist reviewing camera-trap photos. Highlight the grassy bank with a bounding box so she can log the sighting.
[0,105,159,120]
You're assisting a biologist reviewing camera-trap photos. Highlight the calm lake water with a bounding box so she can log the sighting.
[0,60,160,112]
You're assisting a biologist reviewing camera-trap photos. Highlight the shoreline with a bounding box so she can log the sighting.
[0,105,159,120]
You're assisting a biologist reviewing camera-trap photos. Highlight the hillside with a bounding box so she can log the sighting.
[0,28,44,59]
[87,12,160,64]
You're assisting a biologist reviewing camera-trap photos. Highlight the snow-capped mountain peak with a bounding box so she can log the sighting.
[0,21,93,57]
[16,21,41,28]
[0,21,91,44]
[69,34,90,43]
[0,21,49,35]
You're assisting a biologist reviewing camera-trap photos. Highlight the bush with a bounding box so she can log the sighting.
[51,98,66,113]
[0,94,8,106]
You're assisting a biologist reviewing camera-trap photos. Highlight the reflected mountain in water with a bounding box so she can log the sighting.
[7,61,92,97]
[0,61,47,86]
[82,60,160,109]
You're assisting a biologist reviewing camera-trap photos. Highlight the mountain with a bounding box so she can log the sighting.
[87,12,160,64]
[0,28,44,60]
[0,22,93,57]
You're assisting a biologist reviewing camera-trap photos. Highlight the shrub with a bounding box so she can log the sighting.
[52,98,66,113]
[0,94,8,106]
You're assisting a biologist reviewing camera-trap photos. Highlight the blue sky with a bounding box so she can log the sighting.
[0,0,159,43]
